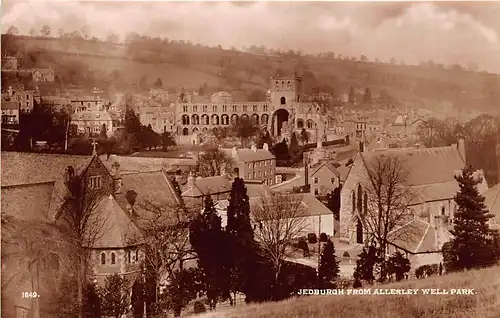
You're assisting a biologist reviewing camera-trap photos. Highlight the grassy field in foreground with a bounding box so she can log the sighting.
[199,265,500,318]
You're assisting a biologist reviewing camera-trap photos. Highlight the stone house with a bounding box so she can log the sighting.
[226,144,277,186]
[1,151,181,316]
[308,160,341,197]
[338,139,489,271]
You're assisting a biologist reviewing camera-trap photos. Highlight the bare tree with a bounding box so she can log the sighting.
[360,154,417,279]
[2,218,75,318]
[58,166,109,318]
[195,148,235,177]
[126,199,197,305]
[40,25,51,37]
[252,193,308,281]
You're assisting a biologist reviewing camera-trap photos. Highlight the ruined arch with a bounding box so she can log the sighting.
[181,115,190,125]
[221,114,229,125]
[272,108,289,136]
[201,114,209,125]
[261,114,269,125]
[182,127,189,135]
[280,96,286,105]
[306,119,314,129]
[211,114,220,125]
[241,114,249,122]
[297,118,304,129]
[251,113,259,125]
[231,114,239,124]
[191,114,199,125]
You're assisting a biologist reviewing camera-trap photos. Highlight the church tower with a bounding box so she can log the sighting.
[269,74,302,106]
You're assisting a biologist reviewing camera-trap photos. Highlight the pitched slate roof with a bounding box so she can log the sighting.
[310,161,340,178]
[87,194,144,248]
[236,148,275,162]
[387,219,445,254]
[181,175,232,197]
[361,145,465,186]
[1,152,89,187]
[410,181,459,204]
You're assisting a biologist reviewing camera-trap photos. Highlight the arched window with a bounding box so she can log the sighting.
[221,114,229,125]
[128,251,131,263]
[261,114,269,125]
[307,119,313,129]
[182,127,189,135]
[251,114,259,125]
[357,185,363,213]
[201,114,209,125]
[135,250,139,262]
[352,191,356,213]
[356,218,363,244]
[101,253,106,265]
[211,114,219,125]
[364,192,368,214]
[181,115,190,125]
[231,114,239,124]
[297,119,304,129]
[280,96,286,105]
[343,251,350,258]
[191,114,199,125]
[111,252,116,264]
[441,206,445,215]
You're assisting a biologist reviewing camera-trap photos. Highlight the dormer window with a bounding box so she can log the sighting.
[89,176,102,189]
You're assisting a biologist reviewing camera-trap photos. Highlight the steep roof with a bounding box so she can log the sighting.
[72,110,113,122]
[181,175,232,197]
[87,194,144,248]
[361,145,465,186]
[310,161,340,178]
[236,148,275,162]
[387,219,437,254]
[1,152,89,187]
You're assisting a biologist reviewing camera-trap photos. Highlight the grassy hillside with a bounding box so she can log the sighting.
[4,35,499,110]
[199,265,500,318]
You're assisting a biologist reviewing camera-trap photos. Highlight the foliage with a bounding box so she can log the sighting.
[273,261,318,301]
[164,268,204,317]
[318,240,340,288]
[448,165,498,270]
[386,251,411,281]
[195,148,235,177]
[99,274,130,318]
[348,86,355,105]
[153,77,163,88]
[326,187,341,220]
[161,131,176,151]
[353,246,380,284]
[363,87,372,105]
[253,194,308,282]
[296,238,310,257]
[300,128,310,144]
[289,133,300,158]
[193,300,206,314]
[189,195,232,309]
[307,233,317,244]
[319,233,328,242]
[272,140,290,161]
[415,264,440,279]
[231,116,259,146]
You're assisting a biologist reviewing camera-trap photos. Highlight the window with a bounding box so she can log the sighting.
[223,105,227,112]
[356,218,363,244]
[193,105,197,112]
[247,173,251,179]
[89,176,102,190]
[128,251,131,263]
[203,105,207,112]
[213,105,217,112]
[441,206,445,216]
[26,94,29,99]
[314,189,319,196]
[111,252,116,264]
[243,105,248,112]
[101,253,106,265]
[263,104,268,112]
[314,177,319,184]
[135,250,139,262]
[248,163,251,170]
[331,178,335,184]
[183,105,188,112]
[253,105,257,112]
[233,105,237,112]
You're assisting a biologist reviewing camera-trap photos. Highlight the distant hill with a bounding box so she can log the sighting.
[3,35,499,111]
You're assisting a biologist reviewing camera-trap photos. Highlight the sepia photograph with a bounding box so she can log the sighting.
[1,0,500,317]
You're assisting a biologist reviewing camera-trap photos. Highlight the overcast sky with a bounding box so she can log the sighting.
[3,1,500,73]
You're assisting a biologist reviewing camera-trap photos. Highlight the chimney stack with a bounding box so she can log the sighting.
[263,143,269,151]
[457,138,466,163]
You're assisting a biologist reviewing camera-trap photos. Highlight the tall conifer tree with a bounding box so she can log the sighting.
[318,239,340,288]
[449,165,498,270]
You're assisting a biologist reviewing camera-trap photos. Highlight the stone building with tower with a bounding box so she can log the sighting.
[173,75,327,145]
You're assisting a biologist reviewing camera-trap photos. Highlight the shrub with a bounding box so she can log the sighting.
[193,301,206,314]
[297,239,310,257]
[307,233,317,244]
[319,233,328,242]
